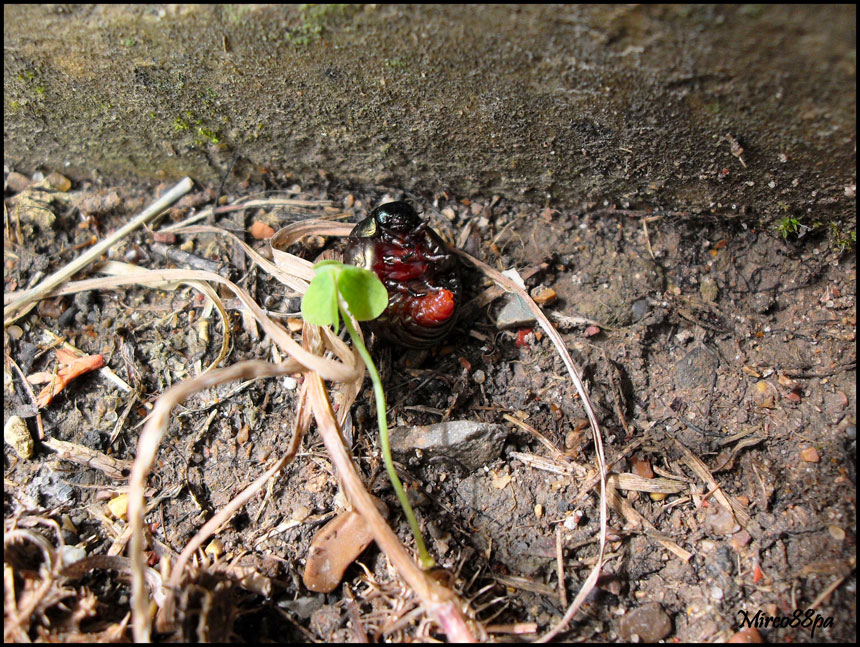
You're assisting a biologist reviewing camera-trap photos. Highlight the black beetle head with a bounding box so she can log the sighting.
[371,201,422,233]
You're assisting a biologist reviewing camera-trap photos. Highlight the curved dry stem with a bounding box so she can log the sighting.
[7,268,359,383]
[4,529,59,641]
[450,248,608,642]
[128,359,302,642]
[305,372,478,642]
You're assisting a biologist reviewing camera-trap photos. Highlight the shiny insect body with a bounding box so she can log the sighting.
[344,201,461,347]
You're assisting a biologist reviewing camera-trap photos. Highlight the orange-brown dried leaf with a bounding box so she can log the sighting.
[35,351,105,408]
[303,497,388,593]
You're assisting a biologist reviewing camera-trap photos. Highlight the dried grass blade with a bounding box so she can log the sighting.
[128,359,303,641]
[305,372,477,642]
[604,479,693,562]
[607,472,688,494]
[674,438,751,528]
[269,220,354,282]
[4,177,193,325]
[451,248,608,642]
[171,224,314,291]
[42,438,133,481]
[6,268,358,382]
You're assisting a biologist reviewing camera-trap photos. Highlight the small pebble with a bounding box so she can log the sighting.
[107,494,129,520]
[5,171,32,192]
[389,420,507,472]
[45,172,72,192]
[630,454,654,479]
[631,298,650,322]
[59,545,87,567]
[800,446,820,463]
[250,221,275,239]
[730,529,752,552]
[531,286,557,305]
[205,538,225,558]
[4,415,34,459]
[728,627,764,643]
[617,602,673,642]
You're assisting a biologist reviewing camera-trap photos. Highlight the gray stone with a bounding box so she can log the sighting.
[674,345,719,390]
[496,295,536,329]
[617,602,673,642]
[389,421,508,472]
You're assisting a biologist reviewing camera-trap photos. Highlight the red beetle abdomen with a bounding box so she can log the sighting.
[411,289,456,326]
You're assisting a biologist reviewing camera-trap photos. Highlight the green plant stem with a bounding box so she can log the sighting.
[339,302,436,570]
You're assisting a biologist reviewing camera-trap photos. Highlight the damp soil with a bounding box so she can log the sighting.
[4,175,856,642]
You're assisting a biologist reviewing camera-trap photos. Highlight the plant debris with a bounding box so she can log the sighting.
[3,172,855,642]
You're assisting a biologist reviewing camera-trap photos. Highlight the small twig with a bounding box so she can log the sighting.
[503,413,562,457]
[42,438,133,480]
[149,241,224,274]
[674,438,753,532]
[128,359,303,641]
[6,355,45,439]
[642,217,656,260]
[601,348,633,438]
[4,177,194,325]
[556,525,568,608]
[809,574,848,610]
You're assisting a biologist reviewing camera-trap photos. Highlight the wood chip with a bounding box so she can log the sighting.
[302,497,388,593]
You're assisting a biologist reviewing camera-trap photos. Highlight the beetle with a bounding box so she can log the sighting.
[344,201,461,347]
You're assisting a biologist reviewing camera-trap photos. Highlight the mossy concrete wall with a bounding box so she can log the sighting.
[4,4,856,223]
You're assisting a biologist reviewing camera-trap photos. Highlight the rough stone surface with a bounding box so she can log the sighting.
[496,295,537,329]
[389,420,508,472]
[4,5,855,224]
[617,602,673,642]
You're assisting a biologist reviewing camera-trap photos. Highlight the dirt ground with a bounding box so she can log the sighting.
[4,174,856,642]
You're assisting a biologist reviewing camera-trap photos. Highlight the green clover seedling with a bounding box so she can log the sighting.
[301,261,435,569]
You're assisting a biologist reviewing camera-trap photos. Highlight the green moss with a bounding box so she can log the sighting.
[385,57,407,69]
[196,126,220,144]
[285,4,355,46]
